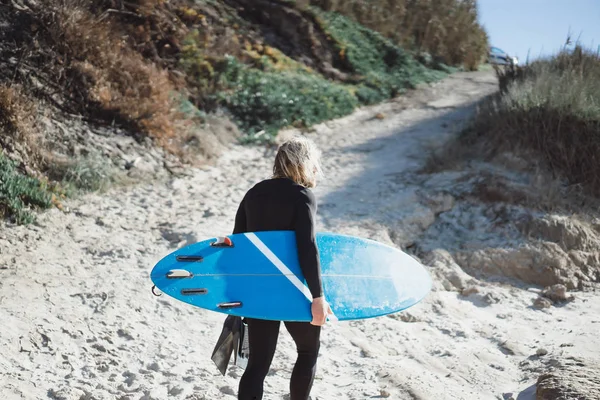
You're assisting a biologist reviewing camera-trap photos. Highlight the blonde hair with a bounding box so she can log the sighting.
[272,136,323,188]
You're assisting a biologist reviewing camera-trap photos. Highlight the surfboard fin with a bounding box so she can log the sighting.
[211,236,234,247]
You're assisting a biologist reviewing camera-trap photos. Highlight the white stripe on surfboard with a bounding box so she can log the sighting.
[244,232,313,302]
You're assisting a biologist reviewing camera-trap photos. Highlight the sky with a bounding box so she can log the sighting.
[477,0,600,62]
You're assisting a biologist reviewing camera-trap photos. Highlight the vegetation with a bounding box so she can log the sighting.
[437,44,600,196]
[0,153,52,224]
[314,10,452,104]
[308,0,489,70]
[1,0,490,222]
[217,58,358,138]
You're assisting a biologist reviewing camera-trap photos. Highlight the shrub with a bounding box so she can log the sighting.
[8,0,183,151]
[217,57,358,138]
[0,153,52,224]
[463,46,600,195]
[309,0,488,70]
[0,85,43,169]
[314,10,450,104]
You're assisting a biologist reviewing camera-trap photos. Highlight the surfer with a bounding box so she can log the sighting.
[233,136,333,400]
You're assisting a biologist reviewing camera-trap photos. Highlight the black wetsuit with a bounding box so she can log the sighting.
[233,177,323,400]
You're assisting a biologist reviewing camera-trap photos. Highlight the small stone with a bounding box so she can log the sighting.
[461,286,480,296]
[536,348,548,356]
[533,297,553,309]
[502,393,515,400]
[398,312,419,323]
[375,112,386,120]
[542,284,573,303]
[483,292,501,304]
[379,389,391,398]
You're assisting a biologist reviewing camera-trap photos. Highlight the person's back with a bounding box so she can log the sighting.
[236,177,311,233]
[234,136,332,400]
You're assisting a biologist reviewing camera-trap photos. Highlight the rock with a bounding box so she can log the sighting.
[536,357,600,399]
[502,392,515,400]
[453,213,600,289]
[398,311,419,323]
[126,156,160,180]
[542,284,573,303]
[536,348,548,356]
[455,242,575,288]
[533,297,553,309]
[483,292,501,304]
[423,249,477,291]
[519,215,599,252]
[498,340,527,357]
[461,286,480,296]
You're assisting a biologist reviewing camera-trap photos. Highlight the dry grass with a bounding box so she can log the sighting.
[425,43,600,212]
[309,0,488,70]
[465,45,600,196]
[0,85,44,170]
[1,0,188,154]
[41,1,183,148]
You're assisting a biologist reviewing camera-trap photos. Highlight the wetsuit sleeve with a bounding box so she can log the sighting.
[232,196,247,234]
[293,190,324,299]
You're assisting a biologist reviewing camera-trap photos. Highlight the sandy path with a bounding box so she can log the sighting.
[2,71,598,400]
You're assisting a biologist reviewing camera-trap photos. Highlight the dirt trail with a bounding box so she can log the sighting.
[2,71,599,400]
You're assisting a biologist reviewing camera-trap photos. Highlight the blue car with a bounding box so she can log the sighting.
[489,46,519,66]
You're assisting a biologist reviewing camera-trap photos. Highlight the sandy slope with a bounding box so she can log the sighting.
[1,71,598,400]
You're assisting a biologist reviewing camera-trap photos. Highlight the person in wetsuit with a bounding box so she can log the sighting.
[233,136,333,400]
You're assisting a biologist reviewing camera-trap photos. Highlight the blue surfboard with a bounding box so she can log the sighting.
[150,231,432,322]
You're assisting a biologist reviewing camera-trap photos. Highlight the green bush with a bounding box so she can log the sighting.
[315,10,450,104]
[309,0,488,70]
[0,153,52,224]
[180,9,452,139]
[185,56,355,139]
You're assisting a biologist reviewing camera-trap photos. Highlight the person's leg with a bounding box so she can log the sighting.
[283,321,321,400]
[238,318,281,400]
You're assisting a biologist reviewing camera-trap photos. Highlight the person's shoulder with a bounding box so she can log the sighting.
[245,178,277,193]
[296,186,316,205]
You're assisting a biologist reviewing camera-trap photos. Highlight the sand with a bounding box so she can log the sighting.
[1,70,599,400]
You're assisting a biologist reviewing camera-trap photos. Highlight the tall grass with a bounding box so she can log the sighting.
[465,45,600,195]
[309,0,488,70]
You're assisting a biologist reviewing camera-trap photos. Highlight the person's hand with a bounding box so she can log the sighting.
[310,296,334,326]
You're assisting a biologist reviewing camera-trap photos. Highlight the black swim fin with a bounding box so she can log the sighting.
[211,315,242,375]
[234,318,250,369]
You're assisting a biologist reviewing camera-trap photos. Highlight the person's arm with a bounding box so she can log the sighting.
[232,196,247,234]
[293,190,323,299]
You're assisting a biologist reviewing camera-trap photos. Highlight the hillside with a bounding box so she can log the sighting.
[0,0,487,223]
